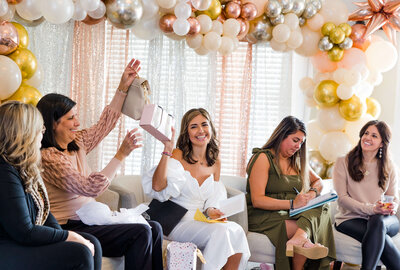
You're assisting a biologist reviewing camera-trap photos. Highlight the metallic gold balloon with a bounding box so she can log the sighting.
[11,22,28,49]
[339,95,365,121]
[105,0,143,29]
[159,14,177,33]
[329,27,345,44]
[0,21,19,55]
[224,1,241,19]
[309,150,328,178]
[366,97,381,118]
[325,163,334,179]
[321,22,335,36]
[338,23,352,37]
[8,48,37,80]
[328,46,344,62]
[195,0,222,20]
[313,80,339,107]
[4,83,42,106]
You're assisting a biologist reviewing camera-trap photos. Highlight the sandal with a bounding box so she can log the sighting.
[286,239,328,259]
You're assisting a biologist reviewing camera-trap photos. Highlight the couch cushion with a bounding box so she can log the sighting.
[102,257,124,270]
[247,231,276,263]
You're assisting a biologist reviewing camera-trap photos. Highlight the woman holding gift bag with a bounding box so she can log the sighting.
[333,120,400,269]
[0,101,102,269]
[36,58,163,270]
[142,108,250,270]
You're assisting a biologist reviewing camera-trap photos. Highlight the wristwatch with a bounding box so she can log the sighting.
[309,187,320,197]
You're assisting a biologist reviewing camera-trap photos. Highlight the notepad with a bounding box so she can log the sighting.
[289,190,338,217]
[214,193,245,220]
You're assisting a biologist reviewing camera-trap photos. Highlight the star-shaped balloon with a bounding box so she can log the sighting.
[349,0,400,44]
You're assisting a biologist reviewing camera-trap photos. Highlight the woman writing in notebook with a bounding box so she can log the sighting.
[333,120,400,269]
[246,116,335,270]
[142,108,250,270]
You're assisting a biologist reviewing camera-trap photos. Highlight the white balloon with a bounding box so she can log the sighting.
[0,56,22,100]
[186,34,203,49]
[211,20,223,35]
[365,40,398,73]
[284,13,299,30]
[15,0,42,21]
[223,18,240,37]
[191,0,211,11]
[317,106,346,132]
[25,63,43,88]
[173,18,190,36]
[41,0,74,24]
[73,2,87,21]
[132,17,160,40]
[88,0,105,19]
[352,64,369,81]
[366,68,383,86]
[203,31,221,51]
[286,29,303,49]
[319,0,348,25]
[174,2,191,19]
[332,68,347,84]
[299,77,314,98]
[195,45,210,55]
[336,84,354,100]
[218,36,234,56]
[197,14,212,34]
[306,120,325,150]
[272,23,291,43]
[79,0,99,12]
[270,38,287,51]
[0,0,8,17]
[343,69,361,86]
[355,81,373,99]
[305,97,318,107]
[313,72,332,84]
[142,0,159,20]
[157,0,177,9]
[344,114,374,146]
[319,131,352,162]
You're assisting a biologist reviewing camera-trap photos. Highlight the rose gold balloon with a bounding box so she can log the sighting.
[236,18,249,41]
[217,13,226,23]
[159,14,177,33]
[350,24,371,51]
[7,0,22,4]
[0,21,19,55]
[82,15,105,25]
[240,3,257,21]
[224,2,241,19]
[187,17,201,36]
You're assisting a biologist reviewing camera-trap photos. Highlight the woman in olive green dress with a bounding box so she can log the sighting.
[246,116,335,270]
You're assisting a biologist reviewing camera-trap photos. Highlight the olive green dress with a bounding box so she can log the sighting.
[246,148,335,269]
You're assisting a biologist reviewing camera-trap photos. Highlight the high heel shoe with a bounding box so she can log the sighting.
[286,240,328,259]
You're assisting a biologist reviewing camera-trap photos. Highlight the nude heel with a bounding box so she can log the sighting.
[286,243,294,257]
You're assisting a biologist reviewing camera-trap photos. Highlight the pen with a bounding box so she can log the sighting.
[293,187,300,194]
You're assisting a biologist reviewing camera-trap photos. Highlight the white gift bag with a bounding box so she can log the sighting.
[166,242,206,270]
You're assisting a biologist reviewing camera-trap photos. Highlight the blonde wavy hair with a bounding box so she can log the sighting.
[0,101,43,189]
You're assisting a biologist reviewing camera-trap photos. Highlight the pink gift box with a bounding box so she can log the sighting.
[139,104,174,142]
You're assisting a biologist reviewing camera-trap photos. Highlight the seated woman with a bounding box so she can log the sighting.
[246,116,335,270]
[333,120,400,269]
[36,58,163,270]
[0,101,102,269]
[142,108,250,270]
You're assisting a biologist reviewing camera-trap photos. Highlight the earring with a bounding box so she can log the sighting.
[379,147,382,158]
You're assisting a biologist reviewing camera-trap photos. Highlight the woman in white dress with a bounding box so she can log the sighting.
[142,108,250,270]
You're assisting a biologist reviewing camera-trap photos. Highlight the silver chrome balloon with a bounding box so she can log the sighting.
[291,0,305,16]
[105,0,143,29]
[302,2,317,19]
[265,0,282,18]
[278,0,293,14]
[298,16,306,26]
[318,36,333,51]
[310,0,322,11]
[248,17,272,42]
[339,37,353,50]
[270,14,284,25]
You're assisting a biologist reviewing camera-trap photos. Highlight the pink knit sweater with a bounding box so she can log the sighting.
[333,156,399,226]
[41,90,126,224]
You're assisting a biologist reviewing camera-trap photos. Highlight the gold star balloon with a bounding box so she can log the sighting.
[348,0,400,44]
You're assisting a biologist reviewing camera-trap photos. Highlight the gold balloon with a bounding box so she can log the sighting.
[195,0,222,20]
[325,163,334,179]
[11,22,29,49]
[7,48,37,80]
[366,97,381,118]
[321,22,336,36]
[328,46,344,62]
[339,95,365,121]
[314,80,339,107]
[338,23,352,37]
[329,27,346,44]
[309,150,328,178]
[4,83,42,106]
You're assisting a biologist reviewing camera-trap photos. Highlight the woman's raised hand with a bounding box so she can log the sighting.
[118,58,141,93]
[162,127,175,153]
[66,231,95,256]
[115,128,143,161]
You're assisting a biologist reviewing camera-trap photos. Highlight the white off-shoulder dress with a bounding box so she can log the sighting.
[142,158,250,270]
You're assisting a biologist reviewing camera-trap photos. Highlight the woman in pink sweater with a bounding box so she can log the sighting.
[333,120,400,270]
[36,58,163,270]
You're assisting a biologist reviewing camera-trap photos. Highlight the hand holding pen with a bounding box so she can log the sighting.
[292,187,312,208]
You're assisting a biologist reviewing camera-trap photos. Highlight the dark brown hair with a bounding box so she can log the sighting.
[176,108,219,166]
[347,120,391,189]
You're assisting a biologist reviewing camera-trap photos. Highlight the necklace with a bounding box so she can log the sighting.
[364,170,370,176]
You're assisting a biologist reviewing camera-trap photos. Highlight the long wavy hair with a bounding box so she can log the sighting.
[347,120,391,189]
[262,116,308,187]
[0,101,43,189]
[176,108,219,166]
[36,93,79,152]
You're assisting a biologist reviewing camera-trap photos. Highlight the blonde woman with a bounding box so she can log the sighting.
[0,101,101,270]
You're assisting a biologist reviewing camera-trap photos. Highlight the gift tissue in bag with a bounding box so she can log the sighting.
[139,104,174,142]
[166,242,206,270]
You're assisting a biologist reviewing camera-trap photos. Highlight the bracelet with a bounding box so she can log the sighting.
[309,187,320,197]
[161,151,172,157]
[290,199,294,210]
[117,88,127,93]
[203,207,215,219]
